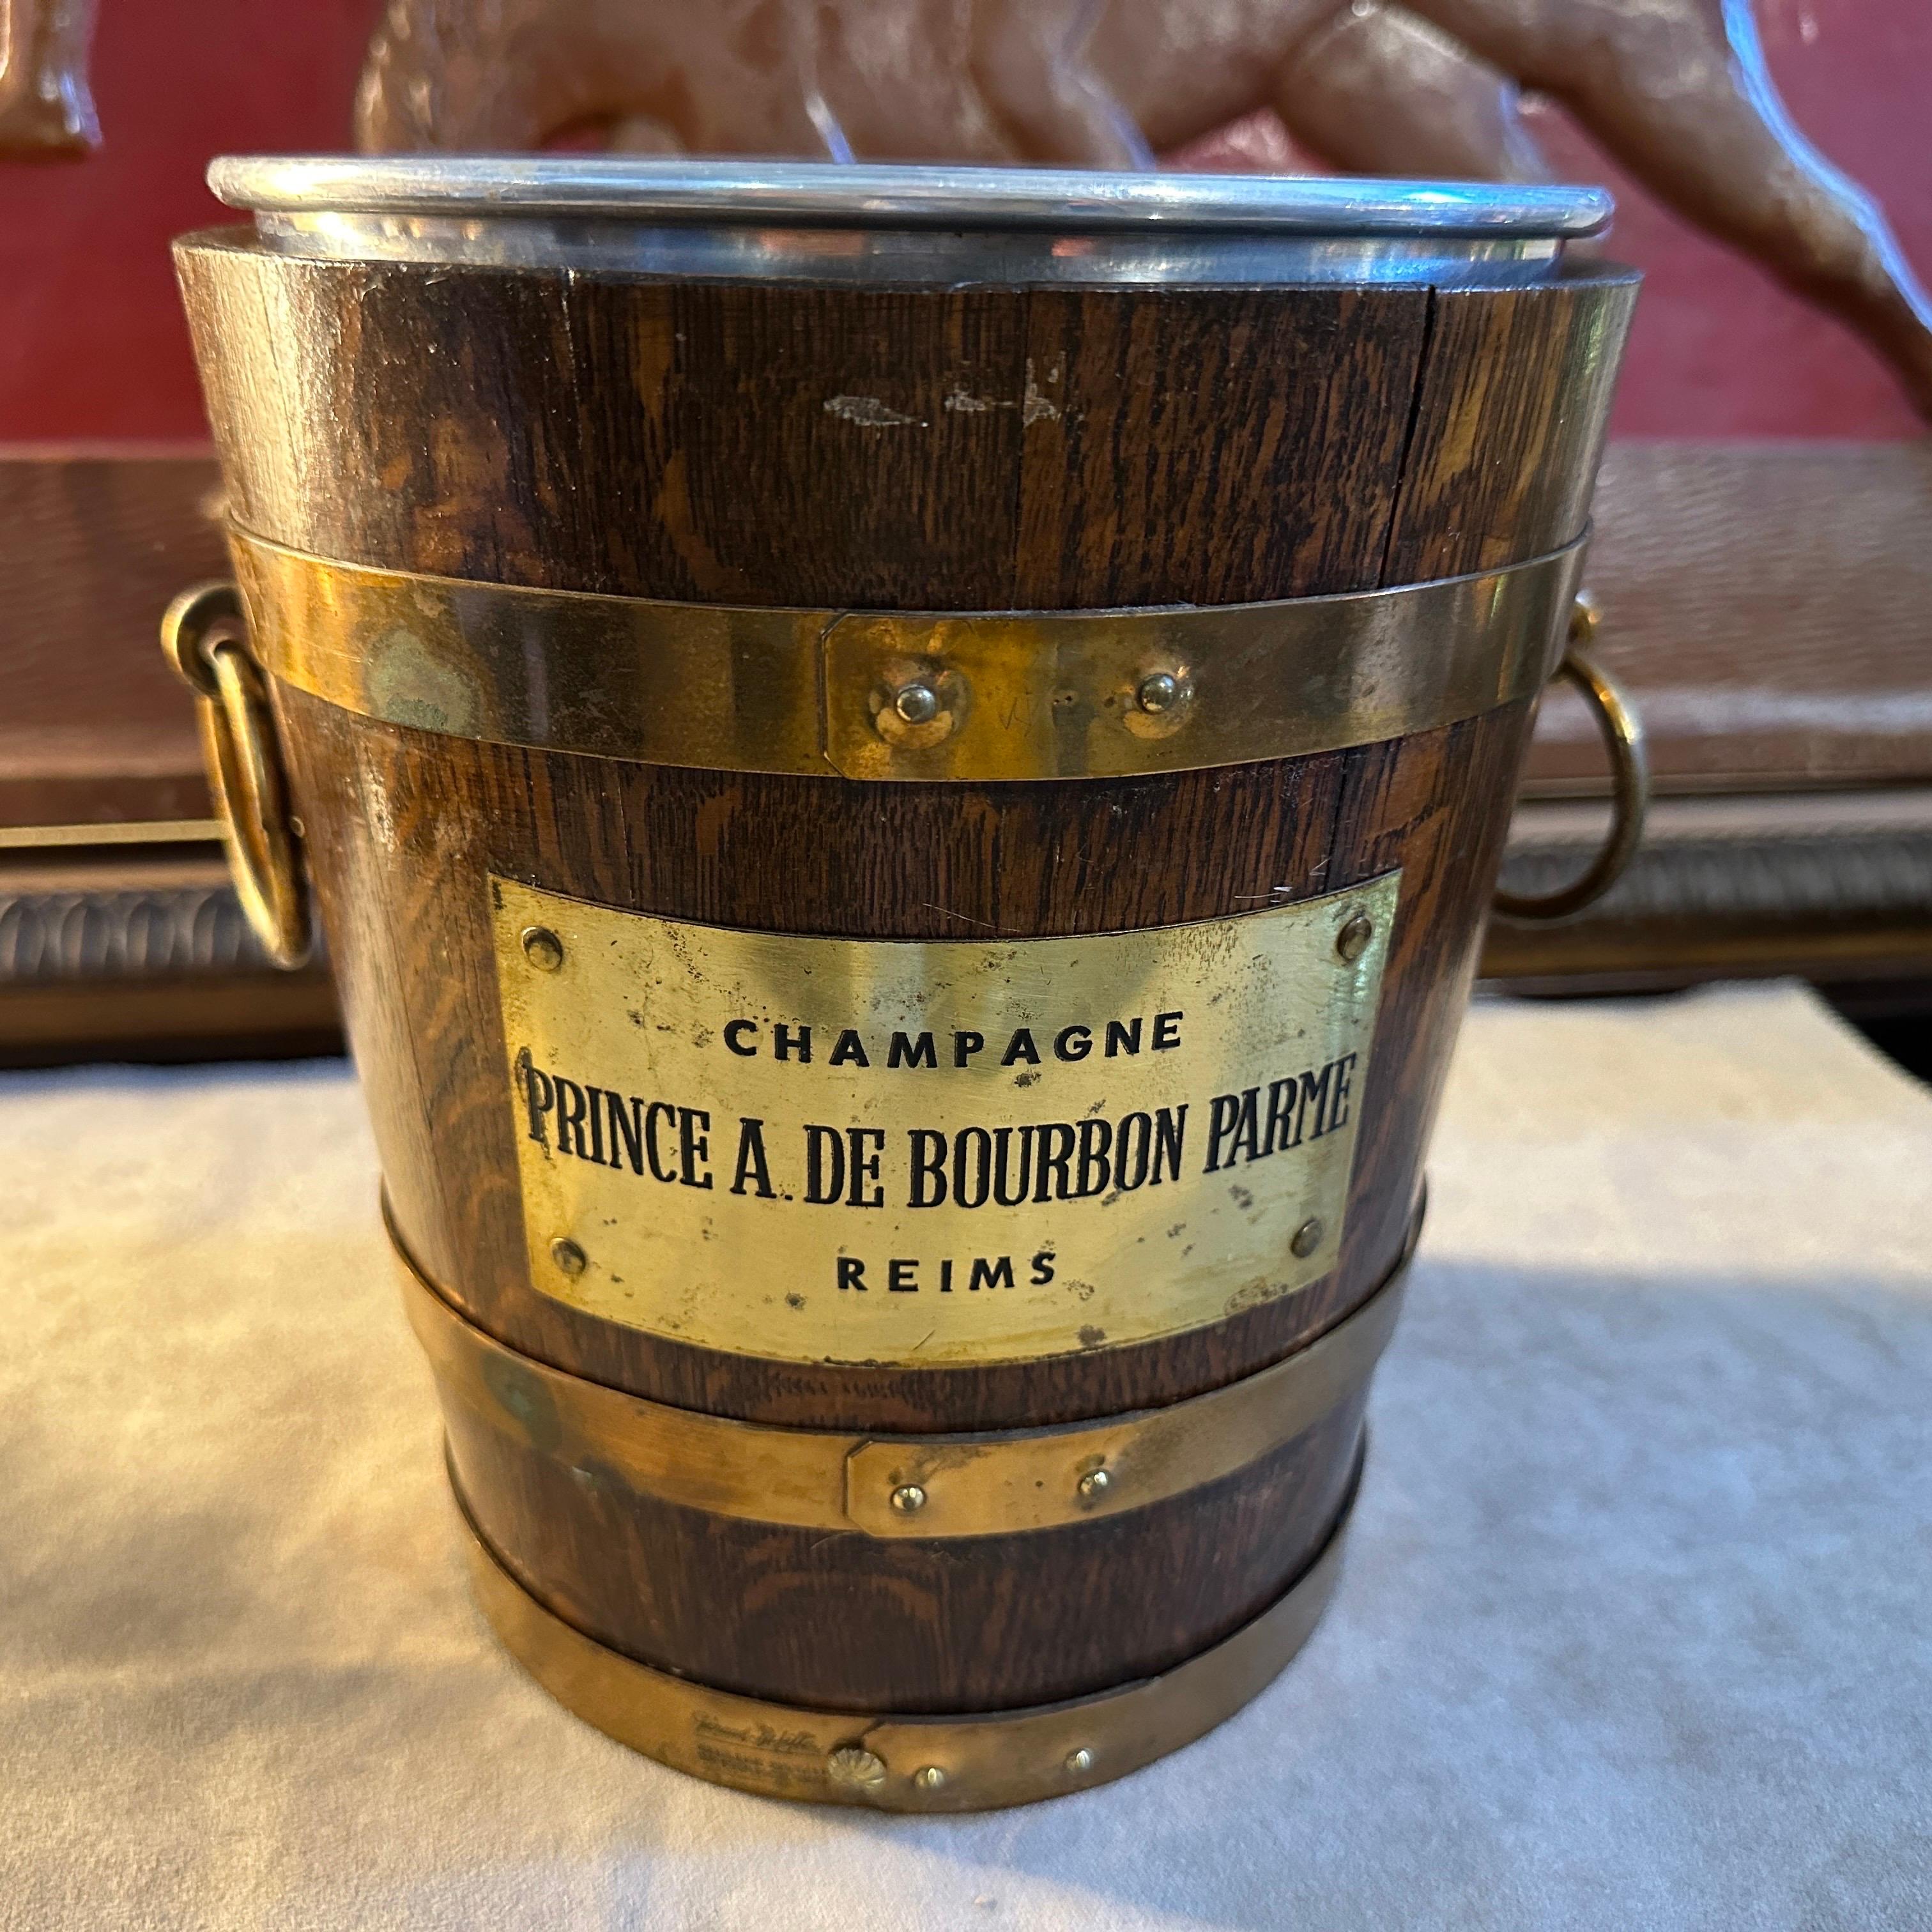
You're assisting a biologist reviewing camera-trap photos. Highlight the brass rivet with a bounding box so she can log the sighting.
[914,1765,947,1793]
[826,1745,888,1790]
[890,1483,928,1515]
[1077,1468,1112,1503]
[1291,1218,1324,1260]
[1135,671,1180,714]
[522,925,565,972]
[1065,1747,1094,1776]
[549,1236,588,1276]
[1335,912,1374,963]
[892,683,940,726]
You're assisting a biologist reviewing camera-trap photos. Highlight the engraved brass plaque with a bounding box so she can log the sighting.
[493,872,1399,1367]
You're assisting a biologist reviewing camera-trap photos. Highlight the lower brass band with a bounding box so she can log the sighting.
[397,1198,1414,1540]
[456,1439,1363,1812]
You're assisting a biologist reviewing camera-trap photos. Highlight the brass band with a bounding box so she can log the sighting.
[457,1443,1361,1811]
[395,1199,1413,1539]
[231,526,1586,782]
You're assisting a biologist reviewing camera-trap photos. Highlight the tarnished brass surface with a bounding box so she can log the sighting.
[493,871,1399,1367]
[457,1449,1360,1811]
[395,1196,1410,1537]
[158,581,313,969]
[1494,601,1650,924]
[231,526,1584,781]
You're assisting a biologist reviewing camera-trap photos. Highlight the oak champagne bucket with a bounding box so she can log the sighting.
[166,158,1642,1811]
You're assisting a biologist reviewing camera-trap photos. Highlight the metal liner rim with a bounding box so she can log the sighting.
[209,155,1611,238]
[238,215,1572,286]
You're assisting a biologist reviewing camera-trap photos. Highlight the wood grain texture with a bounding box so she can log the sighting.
[1010,286,1432,604]
[175,233,1436,607]
[275,688,1522,1434]
[1381,272,1637,584]
[444,1378,1372,1712]
[183,236,1632,1710]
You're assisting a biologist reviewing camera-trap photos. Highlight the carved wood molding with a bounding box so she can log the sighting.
[1484,787,1932,990]
[0,878,263,981]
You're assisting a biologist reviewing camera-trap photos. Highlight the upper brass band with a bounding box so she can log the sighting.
[397,1198,1414,1540]
[230,525,1586,783]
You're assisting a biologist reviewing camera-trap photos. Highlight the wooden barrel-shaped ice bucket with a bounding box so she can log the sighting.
[167,158,1638,1811]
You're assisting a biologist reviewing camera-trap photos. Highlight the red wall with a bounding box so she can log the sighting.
[1,0,1926,443]
[0,2,373,445]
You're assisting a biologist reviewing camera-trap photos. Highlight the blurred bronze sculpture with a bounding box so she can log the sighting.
[0,0,98,152]
[355,0,1932,418]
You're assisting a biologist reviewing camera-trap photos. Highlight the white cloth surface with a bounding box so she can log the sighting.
[4,983,1931,1931]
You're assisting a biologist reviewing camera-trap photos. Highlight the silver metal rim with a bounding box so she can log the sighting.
[210,156,1610,234]
[210,157,1608,286]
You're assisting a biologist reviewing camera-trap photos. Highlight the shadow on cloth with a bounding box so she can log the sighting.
[7,1218,1932,1928]
[781,1255,1932,1932]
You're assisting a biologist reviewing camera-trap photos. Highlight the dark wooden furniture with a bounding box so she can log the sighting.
[1492,440,1932,997]
[0,448,337,1064]
[7,436,1930,1053]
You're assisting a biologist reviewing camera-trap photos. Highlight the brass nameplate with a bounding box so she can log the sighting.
[492,873,1399,1367]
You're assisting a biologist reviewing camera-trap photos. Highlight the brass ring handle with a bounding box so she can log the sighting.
[161,581,314,968]
[1492,596,1650,923]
